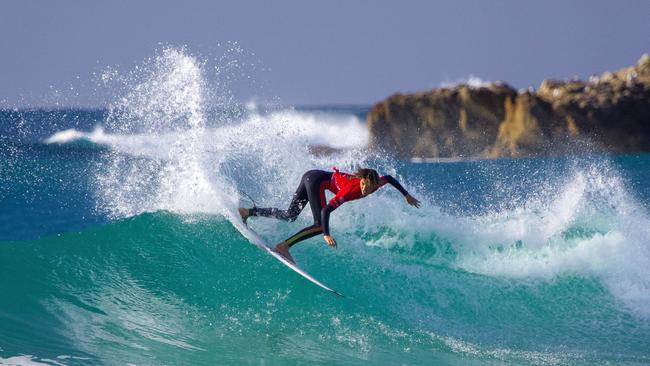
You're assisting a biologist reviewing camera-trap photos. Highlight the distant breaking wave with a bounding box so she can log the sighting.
[44,108,368,152]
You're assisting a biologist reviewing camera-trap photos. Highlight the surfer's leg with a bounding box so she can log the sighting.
[245,170,330,222]
[285,225,323,248]
[275,171,328,252]
[274,224,323,262]
[246,178,308,221]
[274,171,330,256]
[304,171,328,226]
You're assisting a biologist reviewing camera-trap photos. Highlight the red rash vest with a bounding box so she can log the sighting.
[326,168,386,209]
[318,167,410,236]
[320,167,409,236]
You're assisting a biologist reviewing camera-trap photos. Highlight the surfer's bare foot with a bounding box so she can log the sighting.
[274,242,295,263]
[238,207,250,223]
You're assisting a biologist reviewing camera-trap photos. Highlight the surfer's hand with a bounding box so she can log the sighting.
[406,194,421,208]
[324,235,337,248]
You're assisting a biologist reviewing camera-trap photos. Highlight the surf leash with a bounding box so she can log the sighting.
[240,191,258,209]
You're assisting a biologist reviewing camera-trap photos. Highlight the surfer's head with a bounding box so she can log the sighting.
[355,168,380,196]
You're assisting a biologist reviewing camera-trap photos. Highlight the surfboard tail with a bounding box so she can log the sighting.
[232,219,344,297]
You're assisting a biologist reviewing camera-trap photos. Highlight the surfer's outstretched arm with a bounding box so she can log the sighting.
[380,175,421,208]
[380,175,408,196]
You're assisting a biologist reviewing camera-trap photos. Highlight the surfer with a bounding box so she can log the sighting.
[239,167,420,262]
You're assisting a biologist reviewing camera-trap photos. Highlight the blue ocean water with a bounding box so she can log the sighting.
[2,49,650,365]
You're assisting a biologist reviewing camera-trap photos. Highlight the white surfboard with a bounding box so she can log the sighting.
[232,219,343,297]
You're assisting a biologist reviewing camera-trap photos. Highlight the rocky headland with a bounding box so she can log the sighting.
[367,54,650,159]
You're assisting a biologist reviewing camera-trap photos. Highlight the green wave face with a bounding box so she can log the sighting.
[2,212,648,365]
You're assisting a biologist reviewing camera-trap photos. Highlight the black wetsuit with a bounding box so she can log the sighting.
[249,170,332,247]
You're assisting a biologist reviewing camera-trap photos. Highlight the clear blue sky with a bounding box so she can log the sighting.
[1,0,648,107]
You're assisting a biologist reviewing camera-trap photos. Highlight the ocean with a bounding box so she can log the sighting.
[2,48,650,365]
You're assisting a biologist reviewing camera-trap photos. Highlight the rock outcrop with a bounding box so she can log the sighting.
[367,54,650,158]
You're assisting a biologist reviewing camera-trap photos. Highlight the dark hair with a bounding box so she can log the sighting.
[354,168,380,185]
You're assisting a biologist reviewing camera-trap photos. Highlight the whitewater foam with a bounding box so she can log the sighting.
[448,164,650,317]
[73,47,367,220]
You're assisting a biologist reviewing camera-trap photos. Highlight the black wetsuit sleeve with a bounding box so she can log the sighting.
[321,204,335,236]
[383,175,409,196]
